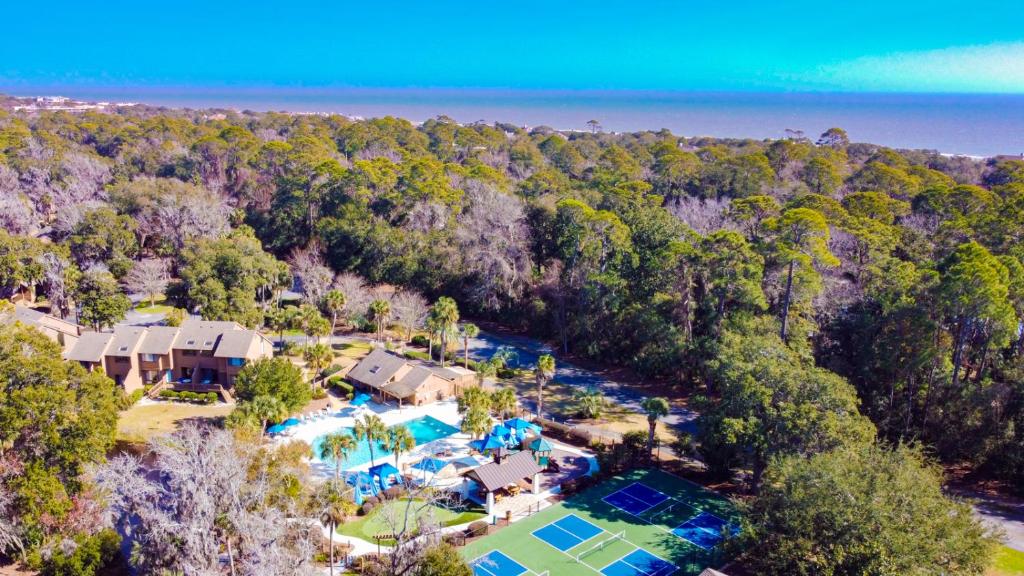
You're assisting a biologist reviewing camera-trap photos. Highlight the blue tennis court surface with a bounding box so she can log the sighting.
[471,550,528,576]
[601,549,676,576]
[532,513,604,551]
[603,482,670,515]
[671,512,735,550]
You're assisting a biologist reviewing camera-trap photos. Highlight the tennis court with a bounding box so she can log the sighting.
[461,468,741,576]
[603,483,737,551]
[533,514,604,551]
[470,550,531,576]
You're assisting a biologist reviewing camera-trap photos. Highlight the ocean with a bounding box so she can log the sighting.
[7,86,1023,157]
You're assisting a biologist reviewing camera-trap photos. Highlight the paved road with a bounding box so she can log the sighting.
[466,330,698,434]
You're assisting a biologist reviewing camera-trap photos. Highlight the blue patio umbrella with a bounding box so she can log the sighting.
[492,423,512,438]
[469,434,506,452]
[504,418,541,434]
[351,393,371,407]
[267,423,287,435]
[347,471,375,504]
[411,457,447,474]
[282,418,301,427]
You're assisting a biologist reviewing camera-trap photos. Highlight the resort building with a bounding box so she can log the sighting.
[7,306,82,352]
[464,449,545,514]
[346,347,476,406]
[64,319,273,394]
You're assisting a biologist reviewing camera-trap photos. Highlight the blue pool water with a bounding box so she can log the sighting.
[311,415,460,470]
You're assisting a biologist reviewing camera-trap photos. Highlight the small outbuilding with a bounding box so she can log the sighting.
[464,450,545,514]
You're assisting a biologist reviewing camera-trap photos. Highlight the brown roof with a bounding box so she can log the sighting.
[11,307,81,336]
[65,332,113,362]
[465,450,544,493]
[137,326,180,355]
[382,366,434,398]
[347,348,407,388]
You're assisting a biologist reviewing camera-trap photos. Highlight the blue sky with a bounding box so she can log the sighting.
[2,0,1022,93]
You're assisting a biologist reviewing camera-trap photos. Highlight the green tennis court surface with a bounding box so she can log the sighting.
[462,468,741,576]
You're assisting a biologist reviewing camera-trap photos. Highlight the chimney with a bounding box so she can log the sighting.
[493,447,506,464]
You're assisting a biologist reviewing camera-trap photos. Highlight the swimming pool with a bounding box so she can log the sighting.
[311,415,460,471]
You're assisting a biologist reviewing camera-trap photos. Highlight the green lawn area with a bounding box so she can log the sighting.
[333,340,373,359]
[117,402,235,443]
[338,499,486,545]
[134,294,177,315]
[462,468,740,576]
[991,546,1024,575]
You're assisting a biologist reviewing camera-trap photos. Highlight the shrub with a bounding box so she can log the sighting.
[312,387,328,400]
[360,501,376,516]
[120,389,144,409]
[467,521,489,537]
[330,379,354,396]
[203,392,217,404]
[321,364,343,378]
[497,367,517,379]
[160,390,179,400]
[280,341,299,356]
[383,486,403,500]
[411,334,430,348]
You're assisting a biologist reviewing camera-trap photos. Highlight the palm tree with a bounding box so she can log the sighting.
[303,343,333,388]
[385,424,415,468]
[309,314,331,344]
[267,306,295,346]
[296,304,322,346]
[460,323,479,368]
[458,386,491,414]
[428,297,459,367]
[353,413,388,467]
[369,299,391,342]
[641,397,670,462]
[425,315,439,361]
[324,289,346,334]
[318,432,357,481]
[250,394,287,437]
[491,387,517,420]
[575,387,606,419]
[461,405,492,439]
[534,354,555,419]
[314,479,354,576]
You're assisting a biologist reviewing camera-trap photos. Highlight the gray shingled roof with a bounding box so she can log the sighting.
[382,365,433,398]
[65,332,113,362]
[137,326,180,355]
[465,450,544,492]
[347,348,407,388]
[173,320,240,351]
[108,326,147,356]
[213,330,258,358]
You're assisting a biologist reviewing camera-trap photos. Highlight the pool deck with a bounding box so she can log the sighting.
[278,399,473,477]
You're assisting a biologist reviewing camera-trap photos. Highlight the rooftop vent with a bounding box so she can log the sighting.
[118,346,128,352]
[369,365,381,374]
[204,340,213,346]
[186,339,196,345]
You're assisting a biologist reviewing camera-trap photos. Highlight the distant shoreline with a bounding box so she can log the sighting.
[3,86,1022,157]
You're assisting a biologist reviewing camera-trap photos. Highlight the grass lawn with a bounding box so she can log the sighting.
[338,499,486,545]
[990,546,1024,575]
[333,341,373,360]
[117,402,235,443]
[135,303,177,315]
[462,468,740,576]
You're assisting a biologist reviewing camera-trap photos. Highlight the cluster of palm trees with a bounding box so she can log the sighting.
[457,385,518,438]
